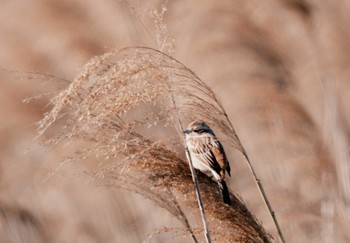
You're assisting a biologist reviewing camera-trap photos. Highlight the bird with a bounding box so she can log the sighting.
[184,121,232,205]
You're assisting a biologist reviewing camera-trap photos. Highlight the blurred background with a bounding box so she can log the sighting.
[1,0,350,242]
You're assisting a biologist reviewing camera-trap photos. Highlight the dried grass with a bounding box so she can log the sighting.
[3,0,350,242]
[37,46,270,242]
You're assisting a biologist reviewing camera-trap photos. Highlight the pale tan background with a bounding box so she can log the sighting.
[1,0,350,242]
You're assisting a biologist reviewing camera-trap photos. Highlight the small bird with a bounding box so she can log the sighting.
[184,121,232,205]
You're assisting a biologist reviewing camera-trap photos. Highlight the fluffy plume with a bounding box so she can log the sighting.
[38,47,270,242]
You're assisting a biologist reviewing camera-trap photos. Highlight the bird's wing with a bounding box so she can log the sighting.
[212,141,231,177]
[190,141,222,175]
[189,139,231,178]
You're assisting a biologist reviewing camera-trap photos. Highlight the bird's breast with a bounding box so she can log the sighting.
[186,136,213,153]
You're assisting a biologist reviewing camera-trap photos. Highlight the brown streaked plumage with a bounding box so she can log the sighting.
[184,121,232,205]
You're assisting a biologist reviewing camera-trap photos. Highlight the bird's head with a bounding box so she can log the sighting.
[184,121,215,137]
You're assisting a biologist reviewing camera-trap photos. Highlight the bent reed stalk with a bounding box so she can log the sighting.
[38,46,272,242]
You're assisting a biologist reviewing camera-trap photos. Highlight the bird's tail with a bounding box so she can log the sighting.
[218,179,231,205]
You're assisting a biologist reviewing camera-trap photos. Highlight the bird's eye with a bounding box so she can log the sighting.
[194,129,206,133]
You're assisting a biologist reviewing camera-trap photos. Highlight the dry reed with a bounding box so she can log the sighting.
[38,46,271,242]
[2,0,350,242]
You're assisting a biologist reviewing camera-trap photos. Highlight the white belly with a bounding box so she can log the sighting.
[187,152,220,180]
[191,154,211,173]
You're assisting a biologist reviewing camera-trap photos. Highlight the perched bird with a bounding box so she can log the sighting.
[184,121,232,205]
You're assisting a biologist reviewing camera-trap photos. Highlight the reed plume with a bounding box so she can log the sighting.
[38,46,271,242]
[34,47,270,242]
